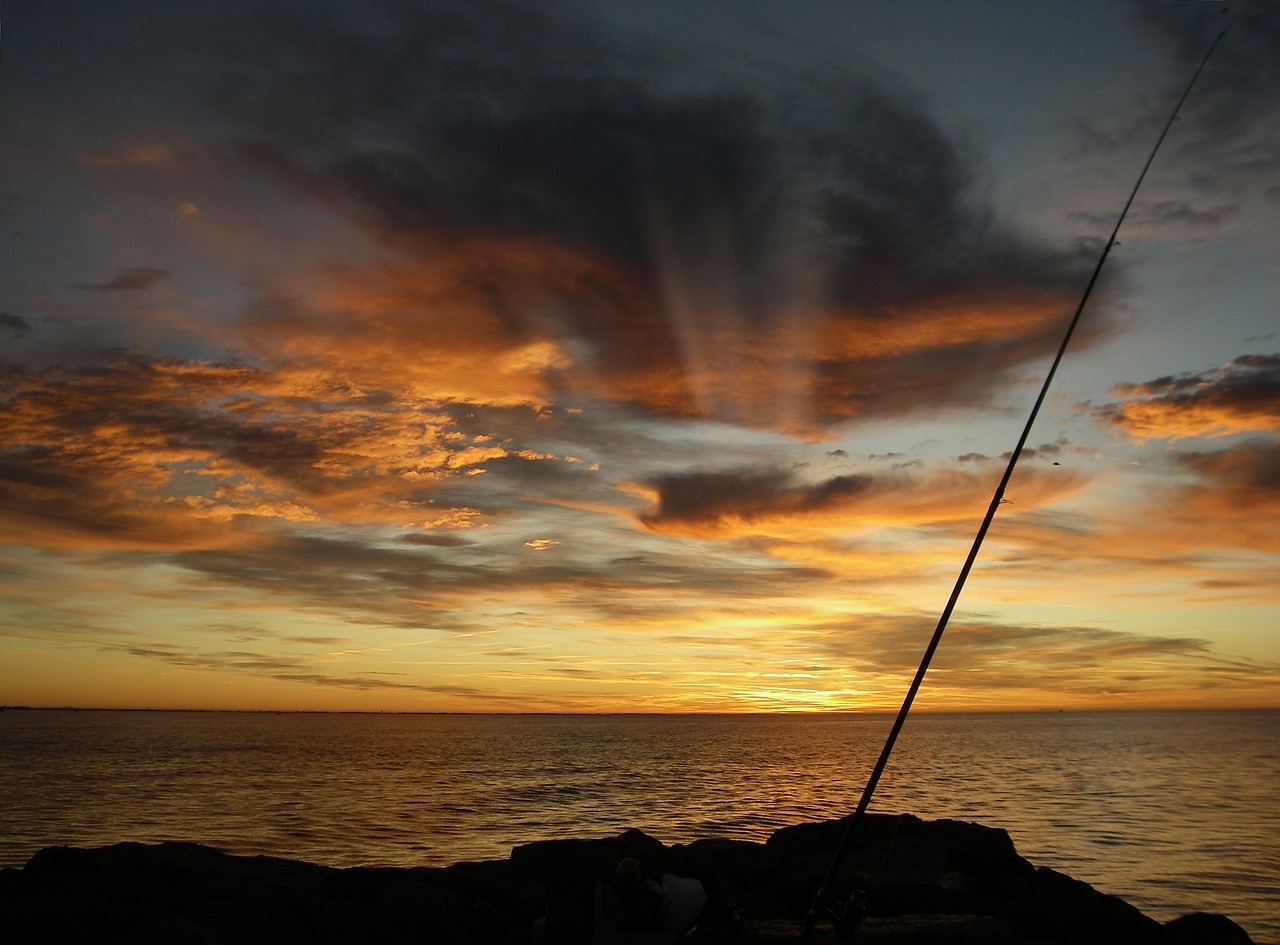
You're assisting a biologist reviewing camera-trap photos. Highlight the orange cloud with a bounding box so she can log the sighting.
[241,242,646,409]
[1097,354,1280,440]
[1152,443,1280,558]
[559,289,1087,435]
[816,294,1071,361]
[0,344,592,549]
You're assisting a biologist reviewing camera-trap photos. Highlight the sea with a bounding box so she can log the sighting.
[1,709,1276,943]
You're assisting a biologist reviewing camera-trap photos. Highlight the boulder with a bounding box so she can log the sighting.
[1164,913,1256,945]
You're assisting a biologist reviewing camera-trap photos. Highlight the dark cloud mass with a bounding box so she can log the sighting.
[214,0,1098,429]
[641,466,875,529]
[76,267,169,292]
[0,313,30,335]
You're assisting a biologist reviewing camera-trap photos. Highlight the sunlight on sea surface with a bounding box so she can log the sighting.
[1,709,1276,943]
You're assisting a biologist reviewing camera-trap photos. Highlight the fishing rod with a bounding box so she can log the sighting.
[800,27,1227,944]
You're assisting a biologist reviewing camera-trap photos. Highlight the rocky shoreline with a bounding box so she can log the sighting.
[1,813,1256,944]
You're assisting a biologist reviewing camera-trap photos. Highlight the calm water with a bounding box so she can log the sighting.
[1,709,1276,942]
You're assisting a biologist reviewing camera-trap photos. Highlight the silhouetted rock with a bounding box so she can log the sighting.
[510,826,669,880]
[993,864,1163,945]
[0,816,1256,944]
[1164,913,1256,945]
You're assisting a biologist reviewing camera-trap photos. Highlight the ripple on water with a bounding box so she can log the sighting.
[0,710,1276,944]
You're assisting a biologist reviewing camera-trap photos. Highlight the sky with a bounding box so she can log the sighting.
[1,0,1277,713]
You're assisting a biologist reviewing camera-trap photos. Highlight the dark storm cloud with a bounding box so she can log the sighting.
[76,267,169,292]
[212,0,1097,426]
[640,466,875,529]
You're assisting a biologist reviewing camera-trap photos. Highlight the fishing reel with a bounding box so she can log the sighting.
[811,885,868,942]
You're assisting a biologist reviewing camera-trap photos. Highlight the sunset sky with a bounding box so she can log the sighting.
[2,0,1277,713]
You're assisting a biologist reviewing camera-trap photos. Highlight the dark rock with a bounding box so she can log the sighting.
[770,813,1030,882]
[0,817,1256,945]
[1164,912,1255,945]
[665,836,827,920]
[6,840,528,944]
[765,814,1034,923]
[509,826,668,881]
[993,865,1165,945]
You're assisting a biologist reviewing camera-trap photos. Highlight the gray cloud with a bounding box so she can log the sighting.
[805,612,1275,694]
[108,640,499,698]
[640,466,875,529]
[162,528,832,634]
[1127,1,1280,191]
[212,0,1100,428]
[1175,439,1280,499]
[76,267,169,292]
[0,313,30,336]
[1127,352,1280,399]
